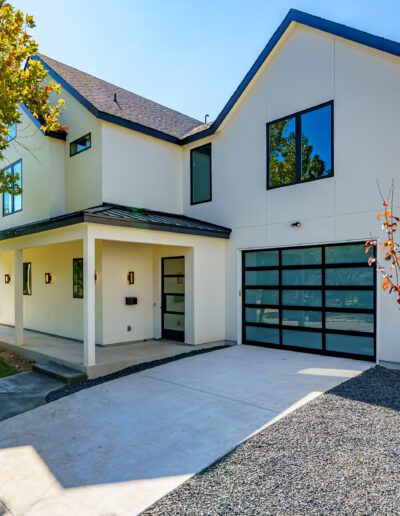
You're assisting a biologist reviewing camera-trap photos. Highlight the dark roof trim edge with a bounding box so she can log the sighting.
[30,56,181,145]
[181,8,400,144]
[0,208,231,241]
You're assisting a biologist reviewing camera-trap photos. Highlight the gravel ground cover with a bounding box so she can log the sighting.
[46,343,230,402]
[144,365,400,515]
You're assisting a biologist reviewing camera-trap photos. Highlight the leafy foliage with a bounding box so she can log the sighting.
[366,181,400,305]
[0,0,65,193]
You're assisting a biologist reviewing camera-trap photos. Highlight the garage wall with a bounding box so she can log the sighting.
[182,25,400,362]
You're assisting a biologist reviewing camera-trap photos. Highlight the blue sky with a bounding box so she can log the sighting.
[13,0,400,122]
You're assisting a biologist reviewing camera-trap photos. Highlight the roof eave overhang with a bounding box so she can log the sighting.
[0,212,231,242]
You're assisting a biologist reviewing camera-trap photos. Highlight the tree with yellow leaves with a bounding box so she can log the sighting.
[0,1,64,194]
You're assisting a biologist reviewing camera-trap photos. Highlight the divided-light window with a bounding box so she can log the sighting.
[70,133,91,157]
[3,160,22,216]
[267,102,333,189]
[73,258,84,298]
[191,143,212,204]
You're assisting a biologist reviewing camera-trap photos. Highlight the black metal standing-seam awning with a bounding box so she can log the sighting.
[0,203,231,241]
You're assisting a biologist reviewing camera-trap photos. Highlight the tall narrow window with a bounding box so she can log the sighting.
[70,133,91,157]
[73,258,84,298]
[6,123,17,142]
[267,102,333,189]
[191,143,212,205]
[3,160,22,216]
[23,262,32,295]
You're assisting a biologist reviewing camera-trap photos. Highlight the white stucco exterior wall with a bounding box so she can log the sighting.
[182,25,400,362]
[101,122,183,213]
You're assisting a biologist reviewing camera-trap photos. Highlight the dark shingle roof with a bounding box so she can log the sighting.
[36,54,203,140]
[0,203,231,240]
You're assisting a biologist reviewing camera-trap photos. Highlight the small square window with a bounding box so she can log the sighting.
[70,134,91,157]
[73,258,84,298]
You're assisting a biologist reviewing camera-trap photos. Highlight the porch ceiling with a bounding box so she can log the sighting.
[0,203,231,241]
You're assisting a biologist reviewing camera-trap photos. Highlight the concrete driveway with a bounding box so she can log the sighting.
[0,346,371,516]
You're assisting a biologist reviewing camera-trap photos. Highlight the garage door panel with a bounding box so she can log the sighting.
[242,242,376,360]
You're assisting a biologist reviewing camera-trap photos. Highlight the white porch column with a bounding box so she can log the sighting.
[14,249,23,346]
[83,229,96,366]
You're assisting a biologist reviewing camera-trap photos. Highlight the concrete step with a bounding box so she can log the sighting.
[32,362,87,385]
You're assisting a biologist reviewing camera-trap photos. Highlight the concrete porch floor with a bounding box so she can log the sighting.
[0,325,229,378]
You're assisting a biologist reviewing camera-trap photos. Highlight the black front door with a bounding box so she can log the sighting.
[161,256,185,341]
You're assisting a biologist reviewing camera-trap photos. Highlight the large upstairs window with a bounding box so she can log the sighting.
[267,101,333,189]
[191,143,212,205]
[3,160,22,216]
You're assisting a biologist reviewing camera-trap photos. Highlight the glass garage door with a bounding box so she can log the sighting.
[242,243,376,360]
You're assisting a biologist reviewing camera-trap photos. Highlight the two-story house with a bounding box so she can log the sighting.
[1,9,399,377]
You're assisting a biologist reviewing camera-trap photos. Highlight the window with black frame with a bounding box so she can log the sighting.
[3,159,22,216]
[70,133,91,157]
[73,258,84,298]
[267,102,333,189]
[191,143,212,204]
[23,262,31,295]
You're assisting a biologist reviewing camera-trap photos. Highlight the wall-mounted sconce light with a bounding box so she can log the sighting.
[290,221,302,228]
[44,273,52,284]
[127,271,135,285]
[4,274,11,284]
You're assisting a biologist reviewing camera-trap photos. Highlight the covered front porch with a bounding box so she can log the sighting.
[0,205,230,377]
[0,325,228,378]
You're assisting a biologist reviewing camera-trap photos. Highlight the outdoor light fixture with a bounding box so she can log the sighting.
[4,274,11,284]
[44,273,52,284]
[290,221,302,228]
[127,271,135,285]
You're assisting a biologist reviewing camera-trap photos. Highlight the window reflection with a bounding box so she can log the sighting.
[268,116,296,187]
[301,104,332,180]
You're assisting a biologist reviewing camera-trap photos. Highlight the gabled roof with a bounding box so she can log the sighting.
[32,54,203,144]
[31,10,400,146]
[0,203,231,241]
[182,9,400,144]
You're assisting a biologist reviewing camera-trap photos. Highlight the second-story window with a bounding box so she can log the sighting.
[70,133,91,157]
[190,143,212,205]
[267,101,333,189]
[3,160,22,216]
[6,123,17,142]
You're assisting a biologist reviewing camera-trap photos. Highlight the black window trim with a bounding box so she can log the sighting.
[190,142,212,205]
[6,123,17,142]
[242,241,376,362]
[23,261,32,296]
[70,133,92,157]
[266,100,334,190]
[2,159,23,217]
[73,257,84,299]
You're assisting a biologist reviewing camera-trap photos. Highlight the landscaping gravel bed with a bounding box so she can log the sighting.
[144,365,400,515]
